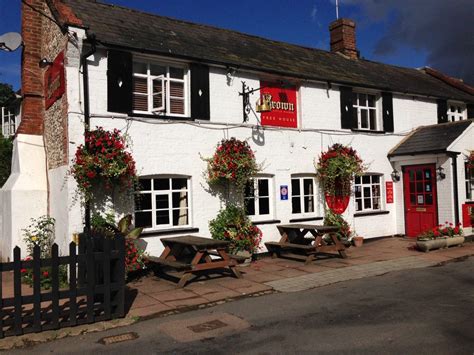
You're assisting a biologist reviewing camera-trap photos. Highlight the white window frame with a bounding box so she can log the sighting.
[466,163,474,201]
[353,91,381,131]
[134,175,192,231]
[244,176,274,222]
[447,101,467,122]
[132,60,189,117]
[291,174,318,217]
[354,174,383,212]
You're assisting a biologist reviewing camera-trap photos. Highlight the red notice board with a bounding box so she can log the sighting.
[462,203,474,227]
[260,81,298,128]
[386,181,394,203]
[44,51,65,109]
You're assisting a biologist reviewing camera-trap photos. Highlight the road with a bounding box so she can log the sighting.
[13,257,474,354]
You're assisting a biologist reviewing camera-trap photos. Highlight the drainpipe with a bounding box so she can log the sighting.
[81,34,96,235]
[449,152,460,225]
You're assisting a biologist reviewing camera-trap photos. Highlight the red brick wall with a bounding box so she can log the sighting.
[18,0,45,135]
[329,18,358,60]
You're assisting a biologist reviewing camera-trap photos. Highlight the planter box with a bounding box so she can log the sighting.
[416,235,464,252]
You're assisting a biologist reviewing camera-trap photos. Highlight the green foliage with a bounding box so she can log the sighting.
[417,222,463,240]
[0,83,15,107]
[209,204,262,254]
[323,209,353,242]
[22,216,56,258]
[0,134,13,187]
[315,143,366,196]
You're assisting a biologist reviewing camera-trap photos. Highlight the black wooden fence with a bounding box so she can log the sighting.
[0,235,125,338]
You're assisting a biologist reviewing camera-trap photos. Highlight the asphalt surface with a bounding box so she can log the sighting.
[12,257,474,354]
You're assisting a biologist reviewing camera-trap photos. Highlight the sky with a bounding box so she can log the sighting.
[0,0,473,91]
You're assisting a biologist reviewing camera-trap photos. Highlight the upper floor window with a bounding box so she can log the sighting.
[448,102,466,122]
[132,61,189,117]
[244,176,273,221]
[466,163,474,200]
[354,174,383,212]
[291,175,317,216]
[134,176,191,230]
[352,92,379,131]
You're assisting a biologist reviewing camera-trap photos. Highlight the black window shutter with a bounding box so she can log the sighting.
[340,86,354,129]
[382,92,394,132]
[107,50,132,114]
[190,63,210,120]
[437,99,448,123]
[467,104,474,119]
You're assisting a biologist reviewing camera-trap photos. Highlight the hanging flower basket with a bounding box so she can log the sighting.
[204,137,260,190]
[71,127,138,201]
[316,144,366,214]
[467,150,474,169]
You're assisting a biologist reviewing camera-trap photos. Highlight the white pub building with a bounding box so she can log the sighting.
[1,0,473,259]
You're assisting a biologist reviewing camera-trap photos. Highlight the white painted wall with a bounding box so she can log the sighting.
[0,134,48,261]
[55,37,470,257]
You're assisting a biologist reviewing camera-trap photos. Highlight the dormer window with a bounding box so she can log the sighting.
[132,61,189,117]
[352,92,379,130]
[447,102,466,122]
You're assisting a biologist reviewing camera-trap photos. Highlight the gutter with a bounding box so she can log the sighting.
[81,33,97,234]
[448,152,460,225]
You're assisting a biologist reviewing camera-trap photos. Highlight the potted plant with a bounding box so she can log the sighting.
[209,204,262,264]
[416,222,464,252]
[315,144,366,214]
[323,209,354,247]
[71,127,138,202]
[204,137,260,191]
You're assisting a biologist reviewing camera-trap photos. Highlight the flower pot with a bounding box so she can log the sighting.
[416,237,447,252]
[352,236,364,247]
[235,250,252,266]
[325,194,350,214]
[446,235,464,247]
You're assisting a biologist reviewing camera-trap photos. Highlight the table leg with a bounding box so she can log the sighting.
[216,248,241,279]
[177,272,194,288]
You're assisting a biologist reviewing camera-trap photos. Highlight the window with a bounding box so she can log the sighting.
[352,92,379,130]
[354,174,383,212]
[447,102,466,122]
[244,177,273,220]
[134,176,191,229]
[291,176,317,215]
[466,163,474,200]
[132,61,189,117]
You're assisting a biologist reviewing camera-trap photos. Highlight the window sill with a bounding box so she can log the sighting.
[289,216,324,223]
[350,129,386,134]
[354,210,390,217]
[252,219,281,226]
[140,227,199,237]
[130,113,195,121]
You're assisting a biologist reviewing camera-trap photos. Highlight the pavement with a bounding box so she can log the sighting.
[1,236,474,350]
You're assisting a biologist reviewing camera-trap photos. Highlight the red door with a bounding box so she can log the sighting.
[403,165,438,237]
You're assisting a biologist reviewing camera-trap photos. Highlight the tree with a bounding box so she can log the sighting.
[0,134,13,187]
[0,83,16,107]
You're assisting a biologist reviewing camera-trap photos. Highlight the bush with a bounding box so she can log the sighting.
[323,209,353,242]
[0,134,13,187]
[209,205,262,254]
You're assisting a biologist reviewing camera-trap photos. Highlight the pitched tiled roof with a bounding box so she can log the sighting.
[62,0,474,103]
[388,120,473,157]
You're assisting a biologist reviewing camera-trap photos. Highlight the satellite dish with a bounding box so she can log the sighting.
[0,32,22,52]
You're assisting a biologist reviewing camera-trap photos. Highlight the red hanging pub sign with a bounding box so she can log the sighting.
[44,51,65,109]
[259,81,298,128]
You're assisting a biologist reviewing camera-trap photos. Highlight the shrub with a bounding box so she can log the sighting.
[209,205,262,254]
[323,209,353,241]
[0,134,13,187]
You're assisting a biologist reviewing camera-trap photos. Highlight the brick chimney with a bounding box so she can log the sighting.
[329,18,358,59]
[17,0,45,136]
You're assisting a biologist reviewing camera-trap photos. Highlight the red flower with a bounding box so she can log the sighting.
[42,271,49,277]
[21,268,27,274]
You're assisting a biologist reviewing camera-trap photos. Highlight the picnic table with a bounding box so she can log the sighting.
[148,235,242,288]
[265,224,347,264]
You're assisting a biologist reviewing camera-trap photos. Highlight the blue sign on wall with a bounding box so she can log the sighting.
[280,185,288,200]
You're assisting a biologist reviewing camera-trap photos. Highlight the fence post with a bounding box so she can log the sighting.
[0,256,3,338]
[33,245,42,332]
[86,237,95,323]
[103,237,111,319]
[51,244,60,329]
[78,234,86,286]
[115,235,125,318]
[68,242,77,326]
[13,246,22,336]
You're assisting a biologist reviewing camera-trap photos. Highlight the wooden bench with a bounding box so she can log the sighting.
[147,256,192,271]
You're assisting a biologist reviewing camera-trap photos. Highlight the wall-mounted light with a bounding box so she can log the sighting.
[391,169,401,182]
[437,166,446,180]
[38,58,53,68]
